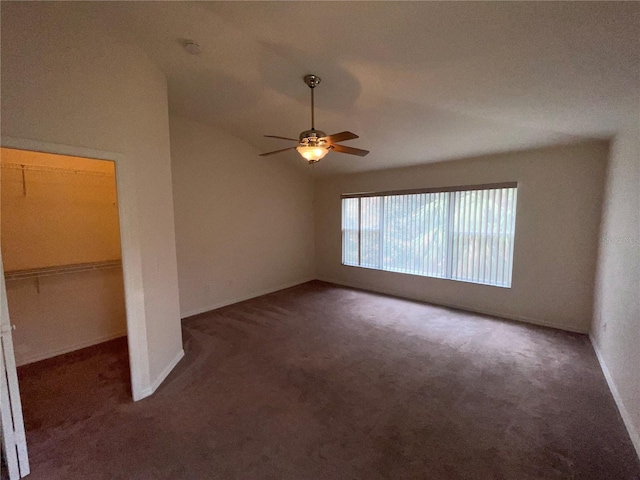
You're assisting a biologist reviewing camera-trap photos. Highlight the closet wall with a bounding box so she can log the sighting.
[1,148,127,366]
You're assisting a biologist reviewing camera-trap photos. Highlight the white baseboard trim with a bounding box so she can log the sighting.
[139,348,185,399]
[180,277,316,319]
[16,330,128,367]
[316,277,589,334]
[590,336,640,459]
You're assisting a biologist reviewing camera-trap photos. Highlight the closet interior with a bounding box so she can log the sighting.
[0,148,128,371]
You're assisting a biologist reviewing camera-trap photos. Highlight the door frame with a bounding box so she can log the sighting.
[1,252,30,478]
[1,137,152,401]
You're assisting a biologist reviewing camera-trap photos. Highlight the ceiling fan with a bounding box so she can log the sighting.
[260,75,369,163]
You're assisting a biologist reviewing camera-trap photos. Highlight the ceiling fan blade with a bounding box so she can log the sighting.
[259,147,297,157]
[331,144,370,157]
[264,135,299,142]
[322,131,359,144]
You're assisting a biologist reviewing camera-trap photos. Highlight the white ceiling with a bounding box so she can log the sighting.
[89,2,638,174]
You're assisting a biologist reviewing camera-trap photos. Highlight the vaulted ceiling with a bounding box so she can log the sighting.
[45,2,640,174]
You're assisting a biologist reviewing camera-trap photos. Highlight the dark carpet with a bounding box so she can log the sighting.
[11,281,640,479]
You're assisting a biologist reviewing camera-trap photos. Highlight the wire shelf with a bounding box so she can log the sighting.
[4,260,122,281]
[0,162,114,178]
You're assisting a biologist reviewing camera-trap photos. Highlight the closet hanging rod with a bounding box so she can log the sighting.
[4,260,122,281]
[0,162,114,178]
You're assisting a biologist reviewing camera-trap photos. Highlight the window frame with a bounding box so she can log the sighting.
[341,182,518,288]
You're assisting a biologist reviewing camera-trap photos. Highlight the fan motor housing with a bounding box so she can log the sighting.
[299,129,327,145]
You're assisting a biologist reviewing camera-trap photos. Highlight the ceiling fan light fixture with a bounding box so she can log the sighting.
[296,145,330,163]
[259,74,369,160]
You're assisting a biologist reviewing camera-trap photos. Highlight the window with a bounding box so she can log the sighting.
[341,183,518,287]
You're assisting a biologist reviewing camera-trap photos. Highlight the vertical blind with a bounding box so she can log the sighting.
[341,183,518,287]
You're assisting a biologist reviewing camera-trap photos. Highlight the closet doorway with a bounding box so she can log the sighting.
[0,148,132,460]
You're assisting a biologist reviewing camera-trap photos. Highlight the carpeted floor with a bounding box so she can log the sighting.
[10,281,640,479]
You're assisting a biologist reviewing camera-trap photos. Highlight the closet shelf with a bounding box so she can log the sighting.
[1,162,115,178]
[4,260,122,281]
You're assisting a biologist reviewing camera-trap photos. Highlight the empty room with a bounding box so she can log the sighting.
[0,2,638,480]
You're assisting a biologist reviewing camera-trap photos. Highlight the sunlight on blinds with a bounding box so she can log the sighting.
[380,192,449,277]
[341,185,517,288]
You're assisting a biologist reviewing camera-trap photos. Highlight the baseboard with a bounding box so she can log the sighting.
[590,336,640,459]
[316,277,589,334]
[139,348,185,399]
[181,277,316,319]
[16,330,128,367]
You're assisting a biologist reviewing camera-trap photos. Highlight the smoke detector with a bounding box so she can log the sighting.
[183,41,201,55]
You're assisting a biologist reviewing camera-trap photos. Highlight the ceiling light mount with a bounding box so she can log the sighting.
[303,74,321,89]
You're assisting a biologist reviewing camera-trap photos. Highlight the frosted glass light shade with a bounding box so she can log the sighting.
[296,145,329,163]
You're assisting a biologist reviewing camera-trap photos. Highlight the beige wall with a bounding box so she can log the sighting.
[170,116,315,318]
[315,141,608,333]
[1,149,121,270]
[1,2,182,396]
[592,124,640,456]
[6,270,127,366]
